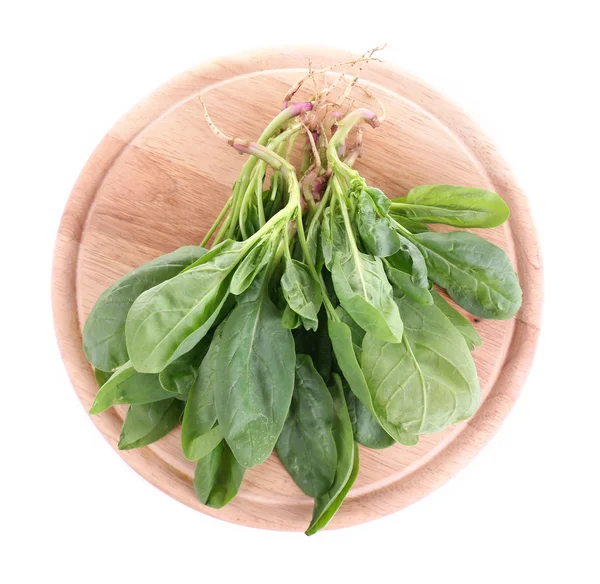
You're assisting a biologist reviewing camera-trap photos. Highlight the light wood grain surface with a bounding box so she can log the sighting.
[52,47,543,531]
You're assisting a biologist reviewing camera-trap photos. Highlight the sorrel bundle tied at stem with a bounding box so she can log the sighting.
[82,49,522,535]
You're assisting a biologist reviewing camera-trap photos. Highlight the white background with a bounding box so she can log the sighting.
[2,1,599,582]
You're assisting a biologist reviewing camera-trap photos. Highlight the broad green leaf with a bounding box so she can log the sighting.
[281,259,322,331]
[365,186,391,214]
[194,442,245,509]
[328,318,413,446]
[328,320,373,410]
[125,240,244,373]
[230,239,273,296]
[344,387,394,449]
[431,290,482,351]
[388,232,429,288]
[390,215,430,234]
[361,296,480,436]
[306,217,323,272]
[334,306,364,359]
[306,374,357,536]
[83,246,207,371]
[158,336,211,400]
[94,368,112,388]
[392,185,510,228]
[181,322,226,460]
[281,304,302,329]
[118,399,183,450]
[413,231,522,319]
[326,314,393,448]
[356,191,402,257]
[89,361,173,414]
[215,291,295,467]
[321,204,348,270]
[320,207,333,270]
[293,314,333,383]
[384,252,433,306]
[276,355,337,497]
[331,251,403,343]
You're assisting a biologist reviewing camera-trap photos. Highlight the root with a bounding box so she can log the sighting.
[200,95,234,145]
[302,123,321,176]
[282,53,381,109]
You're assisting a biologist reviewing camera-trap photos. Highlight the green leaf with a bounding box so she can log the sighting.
[392,185,510,228]
[389,232,429,288]
[306,217,323,272]
[83,246,207,372]
[118,399,183,450]
[94,368,112,388]
[344,386,395,449]
[89,361,173,415]
[293,315,333,383]
[281,259,322,331]
[327,312,391,451]
[413,231,522,319]
[158,336,211,400]
[321,205,348,270]
[365,186,391,214]
[281,304,302,329]
[334,306,364,358]
[327,319,416,446]
[361,296,480,436]
[194,441,245,508]
[215,290,295,467]
[276,355,337,497]
[230,239,273,296]
[355,191,402,257]
[181,322,226,460]
[431,290,482,351]
[390,215,430,234]
[331,251,403,343]
[306,374,358,536]
[125,240,244,373]
[383,250,433,306]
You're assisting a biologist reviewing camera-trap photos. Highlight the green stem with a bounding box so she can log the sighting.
[201,197,232,247]
[237,124,302,238]
[327,108,379,183]
[235,139,337,318]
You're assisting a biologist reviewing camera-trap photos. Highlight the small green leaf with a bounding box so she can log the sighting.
[365,186,391,214]
[431,289,482,351]
[345,387,395,449]
[194,442,245,508]
[181,322,226,460]
[414,231,522,319]
[331,251,403,343]
[361,296,480,436]
[390,215,430,234]
[230,239,274,296]
[216,290,295,467]
[125,240,243,373]
[94,368,112,388]
[158,336,211,400]
[355,191,402,257]
[294,313,333,383]
[118,399,184,450]
[392,185,510,228]
[89,361,173,415]
[83,246,207,372]
[306,374,358,536]
[281,259,322,331]
[276,355,337,497]
[281,304,302,329]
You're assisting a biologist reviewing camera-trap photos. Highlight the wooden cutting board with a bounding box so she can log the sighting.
[52,47,543,531]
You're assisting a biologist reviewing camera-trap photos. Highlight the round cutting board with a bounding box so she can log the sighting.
[52,47,543,531]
